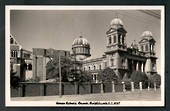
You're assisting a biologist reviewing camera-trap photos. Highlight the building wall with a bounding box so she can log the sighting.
[32,48,70,81]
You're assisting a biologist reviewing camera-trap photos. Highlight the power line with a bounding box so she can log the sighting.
[139,10,160,19]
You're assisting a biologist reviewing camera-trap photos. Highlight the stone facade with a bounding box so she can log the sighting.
[32,48,70,81]
[10,17,157,83]
[78,18,157,81]
[10,35,33,81]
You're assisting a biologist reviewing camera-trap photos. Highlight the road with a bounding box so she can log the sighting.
[11,89,161,101]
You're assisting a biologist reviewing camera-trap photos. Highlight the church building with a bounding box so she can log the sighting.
[10,17,157,83]
[71,17,157,82]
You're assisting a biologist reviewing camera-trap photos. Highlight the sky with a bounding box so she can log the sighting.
[10,10,161,74]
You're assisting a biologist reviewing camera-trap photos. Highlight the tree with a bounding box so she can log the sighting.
[46,56,73,82]
[98,67,118,83]
[46,56,92,83]
[10,69,20,88]
[68,69,93,83]
[122,73,131,90]
[130,71,148,88]
[150,73,161,88]
[130,71,148,82]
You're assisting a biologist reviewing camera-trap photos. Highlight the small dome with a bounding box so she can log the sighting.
[110,18,124,26]
[72,36,89,46]
[131,40,138,49]
[142,31,153,37]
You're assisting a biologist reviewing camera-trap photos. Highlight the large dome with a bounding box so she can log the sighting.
[142,31,153,37]
[72,36,89,46]
[72,36,91,61]
[110,18,124,26]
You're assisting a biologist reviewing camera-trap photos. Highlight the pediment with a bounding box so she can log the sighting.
[106,27,127,34]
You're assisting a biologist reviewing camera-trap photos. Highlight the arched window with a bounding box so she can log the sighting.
[10,38,14,44]
[122,36,124,44]
[99,65,101,70]
[15,51,18,58]
[11,51,13,57]
[111,59,114,66]
[109,37,112,44]
[94,66,96,70]
[122,59,125,68]
[114,36,116,43]
[28,64,32,70]
[145,44,148,51]
[118,34,121,43]
[141,45,144,52]
[105,62,107,67]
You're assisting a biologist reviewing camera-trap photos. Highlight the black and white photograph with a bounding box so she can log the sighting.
[5,6,164,106]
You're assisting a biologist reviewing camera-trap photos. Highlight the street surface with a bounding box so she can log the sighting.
[11,89,161,101]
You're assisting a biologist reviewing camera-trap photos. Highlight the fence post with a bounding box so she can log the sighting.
[122,82,126,92]
[89,82,92,94]
[112,81,115,93]
[148,82,150,91]
[139,82,142,91]
[100,82,104,93]
[40,83,45,96]
[18,84,23,97]
[154,82,157,91]
[131,82,134,92]
[74,82,78,94]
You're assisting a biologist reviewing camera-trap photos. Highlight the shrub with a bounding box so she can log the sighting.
[150,74,161,88]
[10,69,20,88]
[98,67,119,83]
[130,71,148,88]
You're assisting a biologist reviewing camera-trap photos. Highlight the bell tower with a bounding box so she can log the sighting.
[105,18,128,79]
[106,18,127,52]
[139,31,157,77]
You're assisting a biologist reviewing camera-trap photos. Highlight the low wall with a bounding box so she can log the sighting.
[11,82,123,97]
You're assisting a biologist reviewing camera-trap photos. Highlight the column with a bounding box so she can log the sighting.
[154,82,157,91]
[112,81,115,93]
[131,82,134,92]
[96,74,98,83]
[122,82,126,92]
[107,36,109,45]
[92,74,95,81]
[74,82,78,94]
[141,62,144,72]
[111,35,114,45]
[148,82,150,91]
[136,62,139,71]
[40,84,45,96]
[139,82,142,91]
[120,35,122,44]
[100,83,104,93]
[132,60,134,71]
[125,58,128,69]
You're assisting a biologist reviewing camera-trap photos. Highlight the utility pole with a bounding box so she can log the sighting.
[58,54,62,97]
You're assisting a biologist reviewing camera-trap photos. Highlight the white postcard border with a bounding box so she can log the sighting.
[5,5,165,107]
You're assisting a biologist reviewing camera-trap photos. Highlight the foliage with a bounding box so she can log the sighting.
[130,71,148,83]
[46,56,73,82]
[130,71,148,88]
[10,69,20,88]
[25,77,40,82]
[98,67,118,83]
[122,73,131,90]
[68,70,93,83]
[150,73,161,87]
[46,56,92,83]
